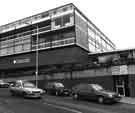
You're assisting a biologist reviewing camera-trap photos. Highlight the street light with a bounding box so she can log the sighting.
[35,25,39,88]
[25,22,39,88]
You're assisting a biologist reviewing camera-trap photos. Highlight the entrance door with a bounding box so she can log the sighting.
[116,79,125,96]
[114,75,129,96]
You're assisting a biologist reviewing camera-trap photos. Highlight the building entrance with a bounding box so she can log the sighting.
[114,75,130,97]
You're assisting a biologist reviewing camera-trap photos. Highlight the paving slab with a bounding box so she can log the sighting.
[120,97,135,105]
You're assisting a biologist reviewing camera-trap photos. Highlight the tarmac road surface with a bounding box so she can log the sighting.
[0,88,135,113]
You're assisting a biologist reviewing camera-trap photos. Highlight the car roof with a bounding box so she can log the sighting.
[73,83,101,87]
[48,82,63,85]
[16,80,28,83]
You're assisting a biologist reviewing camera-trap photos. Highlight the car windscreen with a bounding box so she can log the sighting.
[54,83,64,88]
[23,82,36,88]
[91,84,103,91]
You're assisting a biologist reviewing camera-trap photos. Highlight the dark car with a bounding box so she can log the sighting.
[72,83,121,104]
[0,80,10,88]
[45,82,71,96]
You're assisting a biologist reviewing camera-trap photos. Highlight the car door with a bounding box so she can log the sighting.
[79,84,95,100]
[87,85,97,100]
[14,82,23,95]
[78,84,90,99]
[47,83,54,94]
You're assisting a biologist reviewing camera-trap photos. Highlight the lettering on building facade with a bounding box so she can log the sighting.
[13,58,30,64]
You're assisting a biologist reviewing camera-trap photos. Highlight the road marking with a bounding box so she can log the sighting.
[43,102,83,113]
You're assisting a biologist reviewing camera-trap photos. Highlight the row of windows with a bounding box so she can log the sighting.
[88,27,113,52]
[0,4,74,33]
[0,31,75,56]
[0,13,74,42]
[32,30,75,44]
[0,37,31,56]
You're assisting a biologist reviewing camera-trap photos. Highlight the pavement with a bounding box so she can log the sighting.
[120,96,135,104]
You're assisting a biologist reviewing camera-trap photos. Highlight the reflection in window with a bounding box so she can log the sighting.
[23,44,31,51]
[1,48,7,55]
[8,47,14,55]
[52,14,73,29]
[63,14,70,26]
[15,45,23,53]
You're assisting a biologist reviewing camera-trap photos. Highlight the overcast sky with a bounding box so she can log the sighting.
[0,0,135,50]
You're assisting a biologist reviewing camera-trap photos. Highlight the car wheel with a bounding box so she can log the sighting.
[23,92,27,97]
[98,96,104,104]
[73,93,79,100]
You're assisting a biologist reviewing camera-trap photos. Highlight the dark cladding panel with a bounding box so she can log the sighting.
[0,46,88,69]
[38,46,88,66]
[0,53,36,69]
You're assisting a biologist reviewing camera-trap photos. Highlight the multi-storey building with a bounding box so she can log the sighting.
[0,4,116,88]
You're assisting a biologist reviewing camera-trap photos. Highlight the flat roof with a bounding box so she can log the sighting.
[88,48,135,56]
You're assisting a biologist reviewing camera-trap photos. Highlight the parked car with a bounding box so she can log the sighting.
[44,82,71,96]
[9,80,45,98]
[72,83,121,104]
[0,80,10,88]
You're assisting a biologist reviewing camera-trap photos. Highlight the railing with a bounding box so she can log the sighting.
[0,25,51,42]
[32,37,75,50]
[0,23,74,42]
[0,37,75,57]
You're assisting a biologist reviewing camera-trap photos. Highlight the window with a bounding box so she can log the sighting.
[15,45,23,53]
[91,84,103,91]
[8,47,14,54]
[88,28,95,38]
[63,31,75,39]
[89,43,95,52]
[96,34,101,43]
[52,14,73,29]
[55,17,61,27]
[23,82,35,88]
[39,37,46,44]
[102,39,106,48]
[23,44,30,51]
[1,48,7,55]
[15,83,21,88]
[63,14,70,26]
[41,12,49,18]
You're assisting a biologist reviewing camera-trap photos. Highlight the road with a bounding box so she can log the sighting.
[0,88,135,113]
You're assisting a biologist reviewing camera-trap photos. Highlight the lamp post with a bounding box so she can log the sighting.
[35,25,39,88]
[25,22,39,88]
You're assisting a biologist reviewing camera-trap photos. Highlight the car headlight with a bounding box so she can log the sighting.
[118,94,121,97]
[26,91,32,94]
[108,94,113,98]
[40,89,45,94]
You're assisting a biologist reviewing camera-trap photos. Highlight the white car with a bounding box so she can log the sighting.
[9,80,45,98]
[0,80,9,88]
